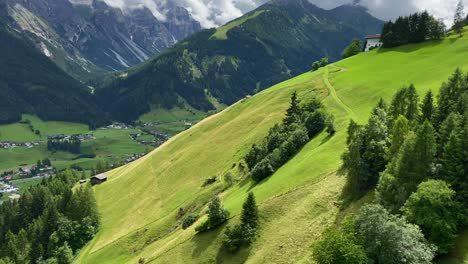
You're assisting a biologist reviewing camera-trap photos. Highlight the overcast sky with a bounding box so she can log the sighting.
[101,0,467,28]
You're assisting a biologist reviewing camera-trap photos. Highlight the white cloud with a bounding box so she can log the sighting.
[101,0,167,21]
[100,0,468,27]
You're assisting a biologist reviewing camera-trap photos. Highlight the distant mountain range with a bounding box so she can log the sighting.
[0,0,383,125]
[96,0,383,122]
[2,0,201,80]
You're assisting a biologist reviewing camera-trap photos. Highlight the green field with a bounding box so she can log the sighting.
[211,10,266,40]
[0,115,148,172]
[0,114,89,142]
[139,107,208,135]
[10,177,43,193]
[76,32,468,263]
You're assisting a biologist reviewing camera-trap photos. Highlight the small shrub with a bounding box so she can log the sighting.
[182,214,198,230]
[223,224,256,253]
[202,176,217,187]
[251,158,274,182]
[196,196,229,233]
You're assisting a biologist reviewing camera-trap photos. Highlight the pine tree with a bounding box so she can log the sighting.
[438,112,462,156]
[388,87,408,127]
[405,84,419,123]
[441,125,467,206]
[420,91,434,123]
[454,0,465,36]
[283,91,301,127]
[205,196,229,230]
[435,69,467,128]
[395,121,436,194]
[387,115,409,161]
[341,129,371,197]
[362,106,389,184]
[240,193,259,230]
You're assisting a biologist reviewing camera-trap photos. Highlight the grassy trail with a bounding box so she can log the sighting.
[323,66,357,120]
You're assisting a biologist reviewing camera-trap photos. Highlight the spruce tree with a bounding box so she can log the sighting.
[341,129,371,197]
[283,91,301,127]
[405,84,419,123]
[395,121,436,194]
[435,69,466,128]
[420,91,434,123]
[454,0,465,36]
[362,106,389,184]
[201,196,229,231]
[388,87,408,127]
[441,125,467,206]
[387,115,409,161]
[438,112,462,156]
[241,193,259,230]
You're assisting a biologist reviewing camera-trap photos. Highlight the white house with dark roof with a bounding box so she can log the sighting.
[365,34,382,51]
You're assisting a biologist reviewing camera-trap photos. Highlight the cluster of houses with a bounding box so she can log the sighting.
[106,122,131,130]
[125,153,146,164]
[47,133,95,142]
[2,164,55,181]
[130,131,169,146]
[0,183,19,193]
[0,141,42,149]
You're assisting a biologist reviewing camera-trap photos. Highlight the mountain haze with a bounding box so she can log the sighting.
[96,0,383,122]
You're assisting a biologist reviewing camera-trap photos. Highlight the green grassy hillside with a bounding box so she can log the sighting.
[77,31,468,263]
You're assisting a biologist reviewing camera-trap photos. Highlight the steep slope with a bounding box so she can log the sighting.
[0,22,107,126]
[3,0,201,80]
[95,0,383,122]
[77,29,468,263]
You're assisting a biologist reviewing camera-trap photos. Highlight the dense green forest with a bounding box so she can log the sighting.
[381,11,446,48]
[0,170,99,264]
[314,69,468,263]
[95,0,382,122]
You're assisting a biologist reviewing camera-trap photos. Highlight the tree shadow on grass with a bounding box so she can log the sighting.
[376,39,445,54]
[215,244,252,264]
[191,224,225,258]
[320,134,333,146]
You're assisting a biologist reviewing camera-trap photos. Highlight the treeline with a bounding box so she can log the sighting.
[381,11,446,48]
[319,68,468,263]
[245,92,335,182]
[0,170,99,263]
[47,138,81,154]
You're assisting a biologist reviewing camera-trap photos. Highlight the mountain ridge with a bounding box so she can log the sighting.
[96,0,383,122]
[2,0,202,80]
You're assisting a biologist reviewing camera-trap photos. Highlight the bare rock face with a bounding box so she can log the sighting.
[2,0,202,77]
[164,5,203,41]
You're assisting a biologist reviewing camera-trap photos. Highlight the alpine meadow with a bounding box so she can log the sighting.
[0,0,467,264]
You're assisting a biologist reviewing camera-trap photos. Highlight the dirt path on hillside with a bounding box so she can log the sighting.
[323,66,357,120]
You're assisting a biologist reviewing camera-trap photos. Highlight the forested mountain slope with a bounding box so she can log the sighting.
[77,26,468,263]
[96,0,383,122]
[0,22,107,126]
